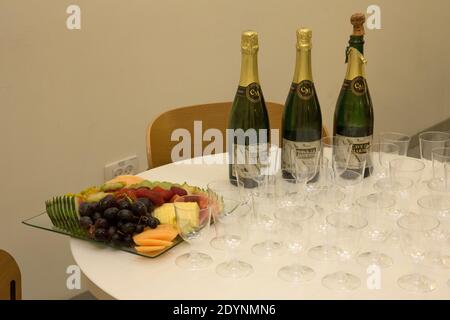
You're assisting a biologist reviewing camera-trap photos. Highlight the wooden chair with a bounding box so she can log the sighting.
[0,250,21,300]
[146,102,328,168]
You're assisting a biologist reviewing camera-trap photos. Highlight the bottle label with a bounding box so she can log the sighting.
[237,82,261,103]
[232,143,272,181]
[281,138,321,176]
[342,76,367,96]
[335,135,372,170]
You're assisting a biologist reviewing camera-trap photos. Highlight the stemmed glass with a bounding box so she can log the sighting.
[234,143,280,189]
[379,132,411,156]
[174,195,213,270]
[277,201,315,282]
[419,131,450,161]
[428,147,450,193]
[397,213,440,293]
[368,143,400,180]
[389,158,426,184]
[251,177,283,258]
[288,145,321,205]
[417,194,450,269]
[321,212,368,291]
[207,179,246,250]
[332,145,366,210]
[356,192,396,268]
[308,157,344,233]
[307,157,344,261]
[374,176,414,244]
[215,202,253,278]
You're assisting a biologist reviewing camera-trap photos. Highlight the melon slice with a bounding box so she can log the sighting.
[135,246,167,253]
[106,175,144,186]
[133,238,173,246]
[133,224,179,243]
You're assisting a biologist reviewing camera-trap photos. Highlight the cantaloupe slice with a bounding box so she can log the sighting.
[135,246,167,253]
[106,175,144,186]
[133,224,179,242]
[133,238,173,246]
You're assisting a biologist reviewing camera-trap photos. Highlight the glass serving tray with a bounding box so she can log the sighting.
[23,212,183,258]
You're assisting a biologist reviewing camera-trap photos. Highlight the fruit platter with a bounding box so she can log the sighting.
[23,175,212,258]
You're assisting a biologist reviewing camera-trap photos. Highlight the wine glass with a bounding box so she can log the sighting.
[417,194,450,268]
[397,213,440,293]
[419,131,450,161]
[379,132,411,156]
[332,145,366,210]
[307,185,344,262]
[207,179,246,250]
[427,147,450,193]
[215,202,253,278]
[307,159,344,261]
[234,143,280,189]
[368,142,400,180]
[374,176,415,244]
[251,177,283,258]
[276,199,315,282]
[174,195,213,270]
[356,192,396,268]
[321,212,368,291]
[389,158,425,188]
[289,145,321,205]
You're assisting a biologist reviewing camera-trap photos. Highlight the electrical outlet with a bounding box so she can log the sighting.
[104,155,139,181]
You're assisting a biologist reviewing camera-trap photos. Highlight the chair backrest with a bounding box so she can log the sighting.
[0,250,21,300]
[146,101,328,168]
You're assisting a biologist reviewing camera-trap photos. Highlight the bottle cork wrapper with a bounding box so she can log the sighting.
[297,28,312,50]
[241,30,259,54]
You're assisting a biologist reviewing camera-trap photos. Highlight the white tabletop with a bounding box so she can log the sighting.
[71,154,450,300]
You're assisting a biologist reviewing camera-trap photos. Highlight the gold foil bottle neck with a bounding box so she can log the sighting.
[296,28,312,50]
[241,31,259,54]
[345,47,367,80]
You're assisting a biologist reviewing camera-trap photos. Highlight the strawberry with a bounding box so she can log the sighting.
[170,186,188,196]
[114,188,137,202]
[134,188,165,206]
[151,186,174,202]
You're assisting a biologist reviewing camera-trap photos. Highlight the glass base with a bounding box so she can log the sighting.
[427,177,450,193]
[366,229,392,242]
[216,259,253,278]
[251,241,283,258]
[210,236,226,250]
[175,251,213,270]
[278,264,315,282]
[322,271,361,291]
[427,251,450,268]
[397,273,437,293]
[357,251,393,268]
[308,245,339,261]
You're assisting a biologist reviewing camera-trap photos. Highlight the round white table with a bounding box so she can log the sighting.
[71,154,450,300]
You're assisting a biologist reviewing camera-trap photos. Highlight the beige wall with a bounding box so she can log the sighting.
[1,0,449,299]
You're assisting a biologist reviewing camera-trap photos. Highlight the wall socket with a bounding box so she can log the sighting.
[104,155,139,181]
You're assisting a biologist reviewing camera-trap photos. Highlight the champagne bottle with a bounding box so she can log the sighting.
[228,31,270,188]
[281,28,322,181]
[333,13,374,178]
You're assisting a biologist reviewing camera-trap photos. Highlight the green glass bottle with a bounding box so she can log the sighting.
[333,13,374,178]
[281,28,322,181]
[228,31,270,188]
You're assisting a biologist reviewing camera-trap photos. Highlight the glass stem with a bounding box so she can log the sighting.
[188,245,200,263]
[228,248,239,269]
